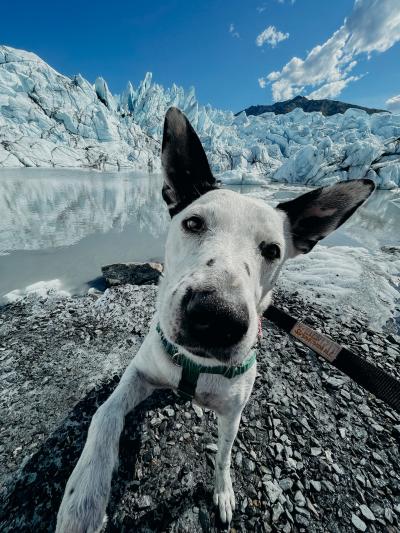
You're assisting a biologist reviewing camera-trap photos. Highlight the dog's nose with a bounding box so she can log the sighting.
[182,290,249,348]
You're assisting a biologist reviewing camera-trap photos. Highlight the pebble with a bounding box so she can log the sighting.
[359,504,375,521]
[351,513,367,531]
[295,513,310,527]
[244,459,256,472]
[384,507,393,523]
[279,478,293,492]
[192,403,203,418]
[272,502,284,522]
[310,480,321,492]
[332,463,344,475]
[324,376,347,389]
[264,480,283,504]
[294,490,306,507]
[310,447,322,456]
[250,450,257,460]
[136,495,153,509]
[323,480,335,493]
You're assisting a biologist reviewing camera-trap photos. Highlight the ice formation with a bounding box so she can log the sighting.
[4,279,70,303]
[279,245,400,329]
[0,45,400,188]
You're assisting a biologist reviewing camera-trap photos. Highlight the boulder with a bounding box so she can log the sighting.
[102,262,163,287]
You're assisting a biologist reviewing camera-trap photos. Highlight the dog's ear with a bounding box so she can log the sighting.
[161,107,218,217]
[277,179,375,255]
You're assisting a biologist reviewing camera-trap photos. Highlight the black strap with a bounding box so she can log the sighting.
[177,366,200,401]
[333,348,400,413]
[263,305,400,415]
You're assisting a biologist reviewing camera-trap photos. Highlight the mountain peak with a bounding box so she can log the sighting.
[237,95,387,117]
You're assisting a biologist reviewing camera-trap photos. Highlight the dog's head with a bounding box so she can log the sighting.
[157,107,375,364]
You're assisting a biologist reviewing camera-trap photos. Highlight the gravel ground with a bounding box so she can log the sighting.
[0,284,399,532]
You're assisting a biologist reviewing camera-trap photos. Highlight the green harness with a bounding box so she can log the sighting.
[156,323,257,400]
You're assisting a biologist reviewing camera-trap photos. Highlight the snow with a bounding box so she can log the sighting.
[0,45,399,188]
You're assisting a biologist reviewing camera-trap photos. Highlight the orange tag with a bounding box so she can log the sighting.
[290,322,341,362]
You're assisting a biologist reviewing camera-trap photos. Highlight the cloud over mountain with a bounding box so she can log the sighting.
[261,0,400,101]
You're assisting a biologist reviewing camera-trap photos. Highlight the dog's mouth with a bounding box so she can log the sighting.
[174,332,247,363]
[177,343,213,359]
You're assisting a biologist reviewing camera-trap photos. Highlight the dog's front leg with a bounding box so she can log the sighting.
[56,361,154,533]
[213,411,242,524]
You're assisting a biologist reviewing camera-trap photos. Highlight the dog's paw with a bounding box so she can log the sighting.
[56,490,107,533]
[213,471,236,523]
[56,468,108,533]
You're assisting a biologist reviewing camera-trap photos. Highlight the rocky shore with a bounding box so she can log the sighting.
[0,280,399,532]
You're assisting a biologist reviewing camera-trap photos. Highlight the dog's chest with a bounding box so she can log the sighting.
[136,332,256,416]
[193,370,256,416]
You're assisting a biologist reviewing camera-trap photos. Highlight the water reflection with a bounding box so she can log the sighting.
[338,189,400,249]
[0,168,168,253]
[0,169,398,302]
[0,169,169,300]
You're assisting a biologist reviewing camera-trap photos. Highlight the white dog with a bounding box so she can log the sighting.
[56,107,374,532]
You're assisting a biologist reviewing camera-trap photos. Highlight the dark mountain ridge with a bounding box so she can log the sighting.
[237,95,387,117]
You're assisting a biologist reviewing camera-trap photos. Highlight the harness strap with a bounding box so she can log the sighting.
[156,324,257,400]
[264,305,400,415]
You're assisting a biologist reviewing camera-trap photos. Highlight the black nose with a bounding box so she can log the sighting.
[182,290,249,348]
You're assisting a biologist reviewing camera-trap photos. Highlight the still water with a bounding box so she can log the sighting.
[0,168,399,302]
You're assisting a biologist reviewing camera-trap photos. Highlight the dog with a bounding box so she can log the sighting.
[56,107,374,532]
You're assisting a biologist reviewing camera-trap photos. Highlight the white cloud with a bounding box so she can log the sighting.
[258,77,267,88]
[260,0,400,101]
[346,0,400,54]
[256,25,289,48]
[308,76,362,99]
[229,23,240,39]
[256,4,267,13]
[386,94,400,111]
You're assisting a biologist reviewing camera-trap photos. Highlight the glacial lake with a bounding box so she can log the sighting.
[0,168,399,304]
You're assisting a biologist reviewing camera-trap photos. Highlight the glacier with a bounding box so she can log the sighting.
[0,45,400,188]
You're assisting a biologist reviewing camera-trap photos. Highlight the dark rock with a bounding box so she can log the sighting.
[381,246,400,256]
[237,95,386,117]
[102,262,163,287]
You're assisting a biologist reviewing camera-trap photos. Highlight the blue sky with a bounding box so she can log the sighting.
[2,0,400,112]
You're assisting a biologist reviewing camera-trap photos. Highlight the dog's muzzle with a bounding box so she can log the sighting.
[179,289,249,351]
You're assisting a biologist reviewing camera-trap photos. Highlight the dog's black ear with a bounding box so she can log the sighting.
[161,107,218,217]
[277,179,375,255]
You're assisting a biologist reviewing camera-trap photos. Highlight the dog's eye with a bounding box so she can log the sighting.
[182,215,205,233]
[259,241,281,261]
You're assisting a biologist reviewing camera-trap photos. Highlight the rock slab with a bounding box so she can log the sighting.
[102,262,163,286]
